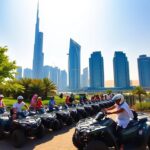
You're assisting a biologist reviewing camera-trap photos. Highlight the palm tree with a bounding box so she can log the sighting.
[19,78,32,99]
[132,86,146,104]
[106,90,112,95]
[29,79,45,97]
[43,78,57,98]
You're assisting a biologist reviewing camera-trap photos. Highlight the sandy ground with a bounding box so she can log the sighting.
[0,125,76,150]
[0,115,116,150]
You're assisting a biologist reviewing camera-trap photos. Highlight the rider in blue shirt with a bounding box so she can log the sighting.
[48,96,56,111]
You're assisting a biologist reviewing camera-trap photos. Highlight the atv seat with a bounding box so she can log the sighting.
[127,117,147,128]
[127,120,138,128]
[138,117,147,123]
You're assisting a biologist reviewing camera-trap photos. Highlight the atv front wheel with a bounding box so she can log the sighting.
[58,119,64,129]
[52,119,60,131]
[85,140,109,150]
[66,117,73,126]
[36,125,45,139]
[148,136,150,149]
[11,129,25,148]
[0,127,4,140]
[72,134,84,149]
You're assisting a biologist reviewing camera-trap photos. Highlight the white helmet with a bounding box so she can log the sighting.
[17,95,24,100]
[112,94,124,104]
[0,94,4,98]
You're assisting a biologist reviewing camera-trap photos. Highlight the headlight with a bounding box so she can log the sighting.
[21,123,26,127]
[37,119,41,126]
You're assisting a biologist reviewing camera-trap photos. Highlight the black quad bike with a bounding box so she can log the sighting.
[0,110,44,148]
[64,104,82,122]
[75,104,88,119]
[72,112,150,150]
[29,107,62,130]
[81,102,95,116]
[52,106,73,126]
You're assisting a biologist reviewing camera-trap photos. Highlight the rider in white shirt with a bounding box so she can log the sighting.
[12,96,29,119]
[106,94,133,128]
[106,94,133,150]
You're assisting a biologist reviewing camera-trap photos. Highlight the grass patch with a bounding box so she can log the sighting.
[134,102,150,111]
[3,96,66,108]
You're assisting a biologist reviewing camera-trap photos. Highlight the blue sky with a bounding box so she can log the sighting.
[0,0,150,80]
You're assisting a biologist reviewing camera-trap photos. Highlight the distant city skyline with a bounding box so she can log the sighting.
[0,0,150,80]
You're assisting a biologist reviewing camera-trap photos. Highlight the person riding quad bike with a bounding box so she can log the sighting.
[106,94,134,143]
[72,94,150,150]
[30,94,38,110]
[0,94,6,114]
[48,96,56,112]
[0,96,44,148]
[12,96,29,119]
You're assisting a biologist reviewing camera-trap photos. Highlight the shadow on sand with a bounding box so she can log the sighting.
[0,124,76,150]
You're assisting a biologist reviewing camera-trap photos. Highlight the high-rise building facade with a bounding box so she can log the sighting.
[138,55,150,87]
[68,39,81,91]
[81,67,89,88]
[59,70,67,91]
[32,2,44,79]
[50,67,60,89]
[15,66,22,79]
[23,68,32,78]
[89,52,104,88]
[43,65,51,79]
[113,51,130,88]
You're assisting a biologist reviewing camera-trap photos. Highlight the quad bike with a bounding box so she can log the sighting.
[0,109,44,148]
[72,111,150,150]
[64,104,82,122]
[52,105,73,126]
[29,107,62,130]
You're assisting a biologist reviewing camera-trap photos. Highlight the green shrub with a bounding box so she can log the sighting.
[134,102,150,111]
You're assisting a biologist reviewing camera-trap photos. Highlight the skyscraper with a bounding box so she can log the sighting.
[68,39,81,91]
[89,52,104,88]
[59,70,67,91]
[43,65,51,79]
[15,66,22,79]
[138,55,150,87]
[50,67,60,89]
[113,51,130,88]
[32,1,44,79]
[23,68,32,78]
[81,67,89,88]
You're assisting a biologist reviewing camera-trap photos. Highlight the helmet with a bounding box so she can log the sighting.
[17,95,24,100]
[112,94,124,104]
[0,94,4,98]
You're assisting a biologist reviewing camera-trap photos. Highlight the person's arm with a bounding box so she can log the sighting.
[2,101,6,107]
[106,105,116,110]
[107,108,124,115]
[24,104,29,110]
[40,101,43,107]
